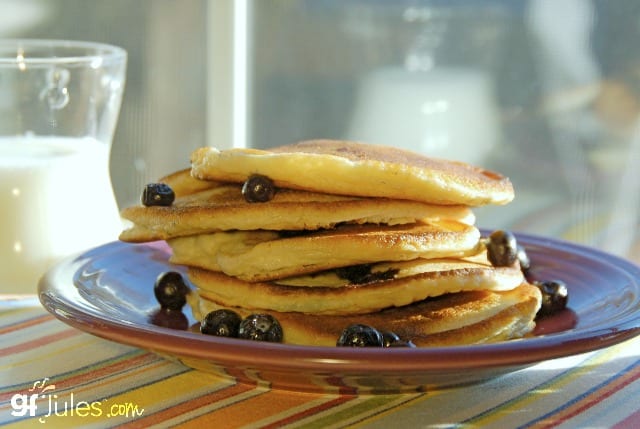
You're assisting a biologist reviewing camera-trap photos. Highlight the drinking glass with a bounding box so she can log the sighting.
[0,39,127,294]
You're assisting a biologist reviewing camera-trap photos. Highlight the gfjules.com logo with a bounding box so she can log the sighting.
[11,378,144,423]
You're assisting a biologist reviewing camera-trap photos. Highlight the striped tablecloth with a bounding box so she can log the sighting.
[1,296,639,428]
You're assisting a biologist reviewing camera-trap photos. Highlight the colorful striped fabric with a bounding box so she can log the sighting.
[1,297,639,428]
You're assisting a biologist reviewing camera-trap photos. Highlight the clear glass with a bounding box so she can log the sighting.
[0,39,126,293]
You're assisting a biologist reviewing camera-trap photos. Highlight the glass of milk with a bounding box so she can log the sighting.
[347,66,500,166]
[0,39,127,294]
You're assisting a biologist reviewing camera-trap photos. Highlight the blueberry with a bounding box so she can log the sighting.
[238,314,283,342]
[142,183,175,206]
[381,330,401,347]
[201,309,242,337]
[242,174,276,203]
[380,331,416,348]
[150,308,189,330]
[336,324,384,347]
[534,280,569,317]
[486,230,518,267]
[153,271,190,310]
[335,264,398,284]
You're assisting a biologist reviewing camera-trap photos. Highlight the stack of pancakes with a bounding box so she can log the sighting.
[120,140,541,347]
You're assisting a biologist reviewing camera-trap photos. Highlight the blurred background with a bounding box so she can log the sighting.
[4,0,640,260]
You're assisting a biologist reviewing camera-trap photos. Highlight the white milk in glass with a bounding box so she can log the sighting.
[0,136,121,293]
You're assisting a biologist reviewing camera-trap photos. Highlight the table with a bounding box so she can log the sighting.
[1,296,638,428]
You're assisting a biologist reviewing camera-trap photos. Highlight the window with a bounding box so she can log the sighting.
[9,0,640,258]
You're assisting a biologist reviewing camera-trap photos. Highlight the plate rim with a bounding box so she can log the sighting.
[38,232,640,374]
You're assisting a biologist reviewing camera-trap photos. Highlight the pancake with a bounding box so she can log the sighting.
[191,140,514,206]
[120,185,475,243]
[190,282,541,347]
[188,254,525,315]
[158,168,219,197]
[119,140,529,347]
[168,219,481,281]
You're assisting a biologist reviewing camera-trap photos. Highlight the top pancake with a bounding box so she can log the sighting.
[191,140,514,206]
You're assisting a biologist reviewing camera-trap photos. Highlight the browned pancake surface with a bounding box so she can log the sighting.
[120,185,474,242]
[188,255,524,315]
[168,220,481,281]
[191,283,541,346]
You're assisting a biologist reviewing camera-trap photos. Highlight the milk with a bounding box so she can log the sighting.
[348,67,500,165]
[0,137,122,293]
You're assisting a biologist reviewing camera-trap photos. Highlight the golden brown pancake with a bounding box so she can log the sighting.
[120,185,475,243]
[158,168,219,197]
[191,140,514,206]
[189,282,541,347]
[168,220,481,282]
[187,254,525,315]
